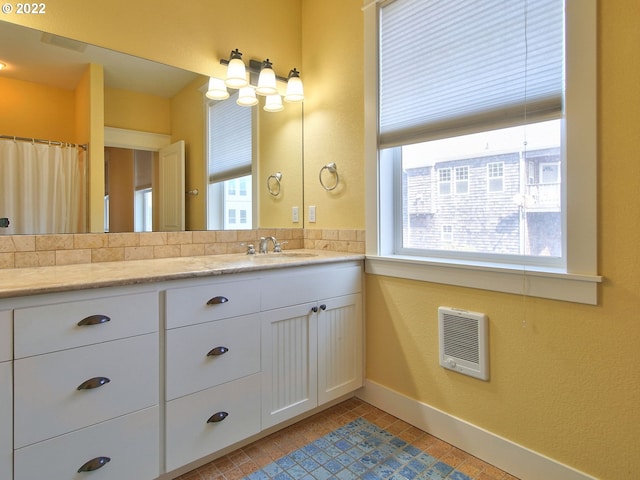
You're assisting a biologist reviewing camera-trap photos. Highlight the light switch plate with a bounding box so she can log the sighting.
[308,205,316,223]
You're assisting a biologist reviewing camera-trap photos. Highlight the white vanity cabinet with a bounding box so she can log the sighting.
[0,310,12,480]
[260,262,363,429]
[11,288,160,480]
[164,277,262,472]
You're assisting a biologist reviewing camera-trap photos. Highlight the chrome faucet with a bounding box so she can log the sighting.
[259,236,287,253]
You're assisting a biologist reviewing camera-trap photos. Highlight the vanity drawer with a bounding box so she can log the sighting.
[166,313,260,400]
[261,263,362,311]
[165,278,260,328]
[14,291,158,358]
[166,373,261,472]
[14,333,158,448]
[14,406,159,480]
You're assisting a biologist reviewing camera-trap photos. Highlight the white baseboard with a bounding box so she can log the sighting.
[357,380,596,480]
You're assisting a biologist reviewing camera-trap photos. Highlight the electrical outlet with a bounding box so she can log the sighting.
[292,206,299,223]
[308,205,316,223]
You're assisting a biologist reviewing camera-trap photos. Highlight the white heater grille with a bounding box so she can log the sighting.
[438,307,489,380]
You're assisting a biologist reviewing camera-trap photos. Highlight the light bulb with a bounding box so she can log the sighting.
[237,87,258,106]
[284,68,304,103]
[264,94,284,112]
[256,59,278,96]
[205,77,229,100]
[225,49,248,88]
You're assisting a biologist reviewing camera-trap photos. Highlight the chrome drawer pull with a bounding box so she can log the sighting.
[207,346,229,357]
[77,314,111,326]
[77,376,111,390]
[78,456,111,472]
[207,296,229,305]
[207,411,229,423]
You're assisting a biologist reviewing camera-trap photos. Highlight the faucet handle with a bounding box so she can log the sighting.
[274,241,288,253]
[240,243,256,255]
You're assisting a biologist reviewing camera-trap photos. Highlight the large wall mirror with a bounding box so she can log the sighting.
[0,20,303,235]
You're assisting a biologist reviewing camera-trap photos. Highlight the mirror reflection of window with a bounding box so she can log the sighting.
[207,92,254,230]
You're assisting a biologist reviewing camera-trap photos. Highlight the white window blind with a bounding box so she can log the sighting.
[379,0,564,148]
[208,92,252,183]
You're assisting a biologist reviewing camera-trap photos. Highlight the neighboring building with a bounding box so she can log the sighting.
[403,147,561,257]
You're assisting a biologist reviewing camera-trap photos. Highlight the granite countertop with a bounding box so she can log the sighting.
[0,250,364,299]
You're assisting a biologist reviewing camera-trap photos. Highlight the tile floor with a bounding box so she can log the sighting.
[175,398,518,480]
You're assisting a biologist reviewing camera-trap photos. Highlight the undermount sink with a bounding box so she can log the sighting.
[252,252,318,259]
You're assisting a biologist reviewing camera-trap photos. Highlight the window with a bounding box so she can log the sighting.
[207,91,254,230]
[487,163,504,193]
[134,188,153,232]
[364,0,600,304]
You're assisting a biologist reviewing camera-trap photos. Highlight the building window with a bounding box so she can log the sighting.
[441,225,453,243]
[438,168,451,195]
[454,166,469,195]
[487,162,504,192]
[364,0,600,303]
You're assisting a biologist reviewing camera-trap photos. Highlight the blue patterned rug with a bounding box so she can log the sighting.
[243,417,471,480]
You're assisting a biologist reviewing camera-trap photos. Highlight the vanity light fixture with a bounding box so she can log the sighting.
[205,77,229,100]
[256,59,278,96]
[224,49,248,88]
[0,62,5,70]
[218,48,305,111]
[284,68,304,103]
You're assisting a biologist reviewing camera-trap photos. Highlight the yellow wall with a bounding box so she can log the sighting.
[0,77,76,141]
[104,87,171,134]
[362,1,640,479]
[302,0,365,229]
[5,1,640,479]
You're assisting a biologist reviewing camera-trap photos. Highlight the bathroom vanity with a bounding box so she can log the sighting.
[0,251,363,480]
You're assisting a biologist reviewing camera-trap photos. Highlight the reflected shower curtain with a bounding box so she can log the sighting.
[0,139,87,234]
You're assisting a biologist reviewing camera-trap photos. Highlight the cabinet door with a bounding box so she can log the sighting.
[261,303,318,429]
[0,361,11,480]
[317,294,363,405]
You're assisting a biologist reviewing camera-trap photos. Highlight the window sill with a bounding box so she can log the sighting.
[365,255,602,305]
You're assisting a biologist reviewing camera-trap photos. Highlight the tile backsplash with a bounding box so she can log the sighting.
[0,229,365,269]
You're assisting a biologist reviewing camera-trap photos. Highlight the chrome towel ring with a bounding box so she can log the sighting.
[267,172,283,196]
[319,162,339,191]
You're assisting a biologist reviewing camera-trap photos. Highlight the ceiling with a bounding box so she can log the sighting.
[0,20,200,98]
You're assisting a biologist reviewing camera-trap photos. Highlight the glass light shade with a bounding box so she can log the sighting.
[237,87,258,106]
[264,94,284,112]
[225,57,248,88]
[256,66,277,96]
[205,77,229,100]
[284,75,304,103]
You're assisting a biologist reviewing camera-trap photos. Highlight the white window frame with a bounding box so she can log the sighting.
[438,168,452,196]
[364,0,601,305]
[454,166,469,195]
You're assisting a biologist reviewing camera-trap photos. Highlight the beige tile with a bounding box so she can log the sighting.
[338,229,357,241]
[0,237,16,253]
[139,232,168,246]
[193,231,218,244]
[153,245,181,259]
[204,243,228,255]
[107,232,140,247]
[348,242,365,254]
[36,234,74,250]
[237,230,258,242]
[356,229,366,242]
[321,229,339,240]
[181,243,205,257]
[74,233,108,249]
[167,231,192,245]
[56,249,92,266]
[124,246,155,261]
[92,247,125,263]
[0,253,15,269]
[12,235,36,252]
[216,230,238,243]
[15,251,55,268]
[305,228,322,240]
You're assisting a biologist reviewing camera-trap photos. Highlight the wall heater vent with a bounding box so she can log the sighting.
[438,307,489,381]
